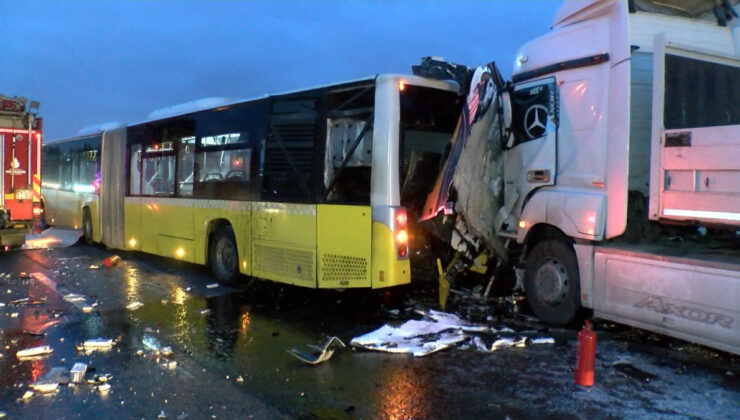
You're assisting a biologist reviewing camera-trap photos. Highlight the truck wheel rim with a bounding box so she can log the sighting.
[535,258,568,306]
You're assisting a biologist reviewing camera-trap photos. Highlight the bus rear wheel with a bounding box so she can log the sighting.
[82,208,93,245]
[524,239,580,326]
[210,225,239,285]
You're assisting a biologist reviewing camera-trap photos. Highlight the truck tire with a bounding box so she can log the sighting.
[524,239,580,326]
[82,208,93,245]
[209,225,239,285]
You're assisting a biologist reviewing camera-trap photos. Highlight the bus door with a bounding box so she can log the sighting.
[317,112,374,288]
[140,140,194,260]
[252,97,322,288]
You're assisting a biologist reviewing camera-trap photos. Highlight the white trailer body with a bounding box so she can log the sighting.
[421,0,740,354]
[503,0,740,354]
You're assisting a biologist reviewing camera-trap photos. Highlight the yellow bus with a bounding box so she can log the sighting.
[42,75,462,288]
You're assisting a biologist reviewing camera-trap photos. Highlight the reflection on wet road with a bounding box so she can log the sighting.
[1,245,738,419]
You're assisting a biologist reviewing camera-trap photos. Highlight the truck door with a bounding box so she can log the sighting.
[501,78,558,228]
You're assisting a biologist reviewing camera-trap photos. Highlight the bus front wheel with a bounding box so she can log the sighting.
[210,225,239,285]
[524,239,580,326]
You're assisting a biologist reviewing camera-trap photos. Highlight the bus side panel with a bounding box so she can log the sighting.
[54,190,82,228]
[252,202,316,288]
[593,249,740,355]
[141,197,194,261]
[370,221,410,289]
[317,204,371,288]
[124,196,142,252]
[193,200,251,274]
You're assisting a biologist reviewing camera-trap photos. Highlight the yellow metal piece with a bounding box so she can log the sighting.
[370,221,410,288]
[437,252,461,310]
[317,205,371,288]
[469,252,488,274]
[437,258,450,310]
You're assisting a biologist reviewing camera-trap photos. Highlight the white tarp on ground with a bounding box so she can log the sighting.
[350,310,487,357]
[23,228,82,249]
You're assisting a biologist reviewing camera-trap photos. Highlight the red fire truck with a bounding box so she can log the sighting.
[0,94,42,246]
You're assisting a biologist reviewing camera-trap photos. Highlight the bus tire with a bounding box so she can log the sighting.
[82,208,93,245]
[524,239,580,326]
[210,225,239,285]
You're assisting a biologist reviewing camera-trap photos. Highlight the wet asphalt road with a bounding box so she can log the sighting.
[0,243,739,419]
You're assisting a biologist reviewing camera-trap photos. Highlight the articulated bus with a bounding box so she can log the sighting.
[42,75,462,288]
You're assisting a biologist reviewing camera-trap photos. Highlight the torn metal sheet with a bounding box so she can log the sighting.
[350,310,486,357]
[16,345,53,358]
[287,336,346,365]
[22,228,83,249]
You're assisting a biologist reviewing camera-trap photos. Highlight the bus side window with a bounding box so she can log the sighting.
[129,145,142,196]
[177,137,195,197]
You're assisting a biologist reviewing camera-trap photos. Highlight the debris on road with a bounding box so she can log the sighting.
[200,308,211,315]
[9,297,46,306]
[88,265,99,270]
[63,293,86,303]
[78,338,114,353]
[98,383,111,394]
[288,336,346,365]
[21,390,34,401]
[126,301,144,311]
[16,345,53,358]
[70,362,87,383]
[490,337,527,351]
[350,313,472,356]
[206,283,219,289]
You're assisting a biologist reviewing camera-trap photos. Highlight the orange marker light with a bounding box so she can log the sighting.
[518,220,526,229]
[398,81,406,91]
[396,230,408,244]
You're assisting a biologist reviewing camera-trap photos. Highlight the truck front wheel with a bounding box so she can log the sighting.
[524,239,580,326]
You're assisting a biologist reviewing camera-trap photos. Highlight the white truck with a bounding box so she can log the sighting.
[419,0,740,355]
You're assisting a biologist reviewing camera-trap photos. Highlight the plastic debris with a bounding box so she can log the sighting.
[351,316,472,357]
[126,301,144,311]
[71,362,87,383]
[82,305,93,313]
[98,383,111,394]
[21,390,34,400]
[288,336,346,365]
[63,293,86,303]
[10,312,18,318]
[31,382,58,393]
[88,264,99,269]
[17,345,53,358]
[490,337,527,351]
[531,337,555,345]
[79,338,114,353]
[200,309,211,315]
[206,283,218,289]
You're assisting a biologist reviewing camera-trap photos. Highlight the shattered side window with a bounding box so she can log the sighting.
[510,81,558,145]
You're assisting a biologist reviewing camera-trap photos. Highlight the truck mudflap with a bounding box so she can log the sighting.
[593,246,740,355]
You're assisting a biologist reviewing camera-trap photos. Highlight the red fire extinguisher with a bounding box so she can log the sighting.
[575,320,596,386]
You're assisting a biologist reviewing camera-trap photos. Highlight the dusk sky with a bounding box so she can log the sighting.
[3,1,562,141]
